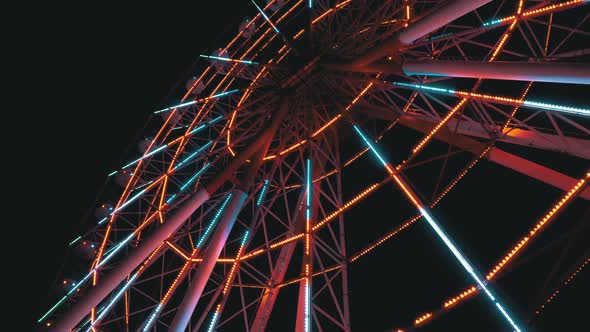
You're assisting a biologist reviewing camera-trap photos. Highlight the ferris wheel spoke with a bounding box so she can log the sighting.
[351,0,493,67]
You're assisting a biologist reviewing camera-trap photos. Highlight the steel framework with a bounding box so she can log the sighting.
[39,1,589,331]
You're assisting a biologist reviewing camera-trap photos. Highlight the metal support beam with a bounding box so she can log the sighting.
[49,189,211,332]
[410,116,590,160]
[351,0,493,67]
[168,190,248,331]
[402,60,590,85]
[398,116,590,201]
[50,98,291,331]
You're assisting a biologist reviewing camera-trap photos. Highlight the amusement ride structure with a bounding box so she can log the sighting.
[38,0,589,331]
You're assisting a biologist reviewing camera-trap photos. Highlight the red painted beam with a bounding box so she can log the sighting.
[398,116,590,201]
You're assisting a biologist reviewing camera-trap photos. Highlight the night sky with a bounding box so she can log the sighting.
[28,2,588,331]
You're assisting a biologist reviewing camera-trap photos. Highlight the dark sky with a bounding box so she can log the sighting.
[27,2,588,331]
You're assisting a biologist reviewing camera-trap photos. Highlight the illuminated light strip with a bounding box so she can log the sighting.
[199,54,258,65]
[536,258,589,315]
[412,99,467,154]
[482,0,587,26]
[394,82,590,117]
[179,163,211,192]
[305,276,311,332]
[444,286,478,308]
[196,193,233,248]
[265,82,373,161]
[432,145,493,206]
[490,20,517,60]
[486,174,588,280]
[353,125,522,332]
[172,141,213,171]
[523,100,590,117]
[257,179,270,206]
[252,0,280,33]
[239,233,305,261]
[347,140,493,264]
[349,216,420,262]
[166,241,190,260]
[85,274,139,332]
[312,114,342,137]
[206,305,221,332]
[166,115,223,146]
[85,243,164,331]
[308,0,312,8]
[312,9,332,24]
[121,144,168,170]
[154,89,239,114]
[522,0,587,16]
[222,230,249,294]
[336,0,351,9]
[306,159,312,225]
[415,313,432,326]
[424,32,453,42]
[502,82,533,131]
[312,183,381,231]
[304,158,312,332]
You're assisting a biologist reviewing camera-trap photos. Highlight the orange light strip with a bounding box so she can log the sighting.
[522,0,586,17]
[414,172,589,323]
[444,286,477,308]
[266,82,373,161]
[166,241,191,261]
[431,144,494,206]
[536,258,589,315]
[414,312,432,326]
[240,234,304,260]
[411,99,467,154]
[486,173,589,280]
[502,82,533,132]
[313,182,381,231]
[222,235,249,294]
[312,8,333,24]
[349,215,420,262]
[490,19,517,60]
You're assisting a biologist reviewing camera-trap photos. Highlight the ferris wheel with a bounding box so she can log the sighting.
[38,0,589,331]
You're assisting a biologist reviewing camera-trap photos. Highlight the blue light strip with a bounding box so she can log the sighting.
[165,194,177,205]
[113,187,149,214]
[196,193,233,248]
[241,230,250,247]
[206,311,220,332]
[180,163,211,191]
[483,18,503,27]
[122,144,168,170]
[85,274,140,332]
[424,32,453,42]
[155,100,197,114]
[251,0,280,33]
[97,216,108,225]
[38,232,137,322]
[256,179,270,206]
[394,82,589,117]
[306,159,311,221]
[523,100,590,117]
[305,281,311,332]
[309,0,312,8]
[199,54,258,65]
[352,126,389,168]
[173,141,213,171]
[68,236,82,247]
[353,125,523,332]
[141,304,163,332]
[154,90,239,114]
